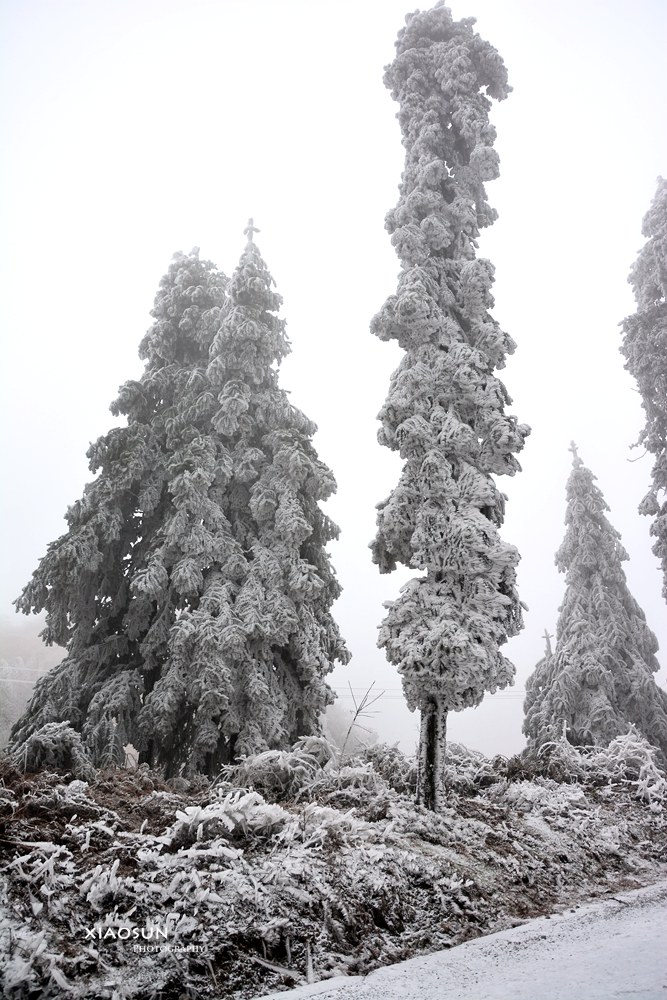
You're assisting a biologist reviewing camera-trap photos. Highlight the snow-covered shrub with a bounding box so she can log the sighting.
[217,739,404,820]
[444,743,498,793]
[352,743,417,795]
[9,722,95,780]
[163,789,289,848]
[493,779,587,816]
[538,738,588,782]
[276,801,383,852]
[0,757,21,835]
[294,763,391,818]
[507,732,666,808]
[222,749,320,801]
[502,738,588,785]
[219,736,338,803]
[586,732,667,806]
[0,791,16,829]
[293,735,339,767]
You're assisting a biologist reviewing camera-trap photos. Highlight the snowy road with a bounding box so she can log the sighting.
[256,880,667,1000]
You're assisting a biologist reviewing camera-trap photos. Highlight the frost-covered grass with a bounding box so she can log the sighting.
[0,735,665,1000]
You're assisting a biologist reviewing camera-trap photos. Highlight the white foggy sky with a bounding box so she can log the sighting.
[1,0,666,756]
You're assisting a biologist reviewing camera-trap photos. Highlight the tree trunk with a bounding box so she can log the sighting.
[417,696,447,811]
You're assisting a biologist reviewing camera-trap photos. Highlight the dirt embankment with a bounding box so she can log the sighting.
[1,738,665,1000]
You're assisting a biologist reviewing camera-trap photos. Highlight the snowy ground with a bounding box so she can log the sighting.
[1,735,666,999]
[257,880,667,1000]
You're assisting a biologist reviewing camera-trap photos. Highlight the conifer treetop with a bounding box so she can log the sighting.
[243,218,261,244]
[556,446,630,582]
[383,1,510,271]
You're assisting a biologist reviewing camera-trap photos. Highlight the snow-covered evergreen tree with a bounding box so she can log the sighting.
[12,233,348,775]
[371,3,529,810]
[620,177,667,603]
[139,231,349,773]
[523,445,667,765]
[11,249,226,765]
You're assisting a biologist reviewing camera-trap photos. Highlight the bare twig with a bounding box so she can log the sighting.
[339,682,384,760]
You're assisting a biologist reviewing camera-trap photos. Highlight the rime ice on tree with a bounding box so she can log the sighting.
[621,177,667,603]
[12,231,348,775]
[523,445,667,765]
[371,3,529,810]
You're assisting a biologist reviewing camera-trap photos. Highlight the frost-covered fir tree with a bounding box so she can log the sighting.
[139,230,349,773]
[621,177,667,603]
[11,249,226,768]
[12,232,348,775]
[523,445,667,765]
[371,4,529,810]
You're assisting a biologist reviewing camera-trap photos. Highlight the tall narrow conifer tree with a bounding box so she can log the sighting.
[621,177,667,602]
[523,445,667,764]
[371,3,529,810]
[12,229,348,774]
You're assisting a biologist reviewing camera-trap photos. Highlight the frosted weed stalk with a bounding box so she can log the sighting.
[339,682,384,761]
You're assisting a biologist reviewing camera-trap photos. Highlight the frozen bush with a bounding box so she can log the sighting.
[352,743,417,796]
[586,732,667,805]
[9,723,95,781]
[218,736,338,802]
[444,743,498,794]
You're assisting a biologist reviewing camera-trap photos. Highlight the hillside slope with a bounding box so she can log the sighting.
[0,736,665,999]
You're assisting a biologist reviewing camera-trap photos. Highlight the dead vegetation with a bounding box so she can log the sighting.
[0,735,665,1000]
